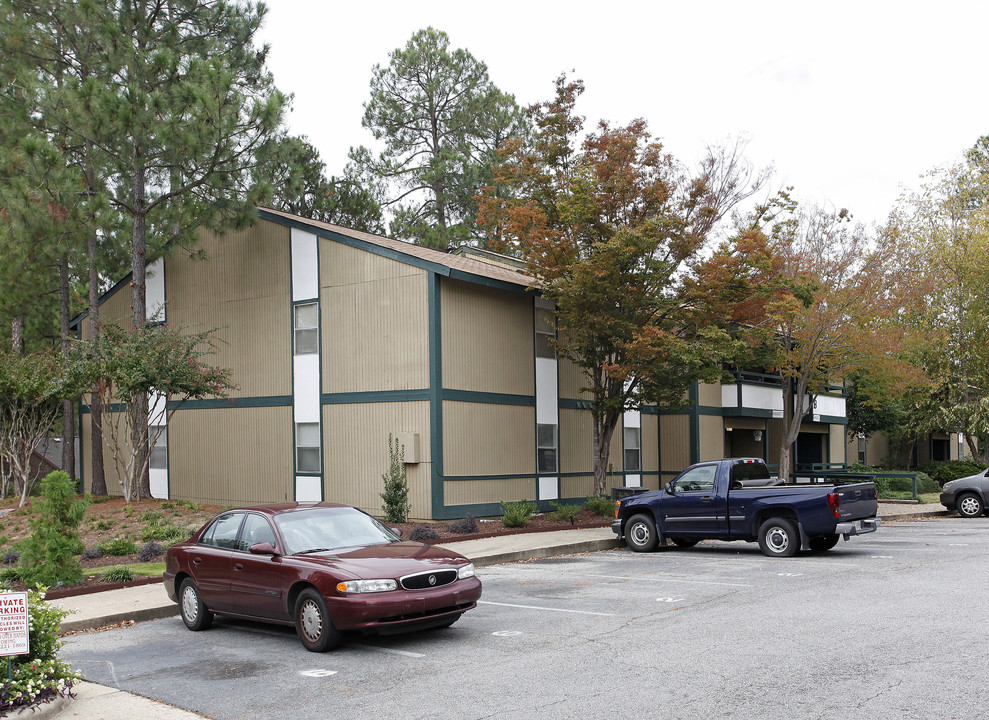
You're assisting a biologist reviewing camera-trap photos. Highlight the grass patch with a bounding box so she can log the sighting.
[83,562,165,578]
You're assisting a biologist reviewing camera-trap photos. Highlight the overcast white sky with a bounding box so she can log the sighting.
[257,0,988,231]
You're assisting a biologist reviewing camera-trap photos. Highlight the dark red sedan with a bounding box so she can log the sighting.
[163,503,482,652]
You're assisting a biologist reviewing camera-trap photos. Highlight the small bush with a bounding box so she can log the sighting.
[100,566,135,583]
[549,502,582,522]
[97,537,140,556]
[141,510,163,524]
[2,551,19,566]
[85,493,111,504]
[175,499,202,511]
[500,499,536,528]
[140,522,187,544]
[409,526,440,542]
[448,513,479,535]
[90,518,112,531]
[18,471,89,588]
[584,495,615,517]
[380,434,410,523]
[138,541,163,562]
[0,567,19,584]
[0,587,79,714]
[81,547,103,560]
[160,501,175,510]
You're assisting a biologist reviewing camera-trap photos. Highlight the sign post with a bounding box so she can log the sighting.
[0,592,30,679]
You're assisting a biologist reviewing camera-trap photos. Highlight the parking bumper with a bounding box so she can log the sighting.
[835,517,881,538]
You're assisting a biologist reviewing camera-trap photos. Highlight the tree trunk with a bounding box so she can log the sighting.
[11,318,24,354]
[88,226,107,495]
[59,258,76,482]
[592,413,618,497]
[131,155,150,500]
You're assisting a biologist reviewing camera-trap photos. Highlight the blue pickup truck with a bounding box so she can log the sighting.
[612,458,881,557]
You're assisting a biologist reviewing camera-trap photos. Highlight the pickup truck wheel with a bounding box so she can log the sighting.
[809,534,840,552]
[758,518,799,558]
[671,538,699,548]
[625,514,659,552]
[956,493,984,518]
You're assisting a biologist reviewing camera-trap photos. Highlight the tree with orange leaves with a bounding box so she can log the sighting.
[479,75,769,496]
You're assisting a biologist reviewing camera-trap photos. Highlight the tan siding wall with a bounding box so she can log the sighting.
[661,415,691,474]
[699,415,724,460]
[442,401,534,477]
[445,478,535,505]
[768,419,784,469]
[561,474,595,498]
[829,425,846,466]
[166,222,292,398]
[168,406,294,505]
[321,243,429,393]
[558,358,591,400]
[322,402,432,518]
[560,408,593,474]
[84,284,133,336]
[697,382,721,407]
[442,280,533,395]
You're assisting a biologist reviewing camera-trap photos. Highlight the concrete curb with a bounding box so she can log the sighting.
[6,692,71,719]
[879,509,950,521]
[59,604,179,634]
[471,537,620,567]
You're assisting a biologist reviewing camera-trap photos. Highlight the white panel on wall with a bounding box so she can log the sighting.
[535,357,558,425]
[538,476,559,501]
[295,476,322,503]
[291,228,319,301]
[625,474,641,488]
[293,355,320,424]
[147,258,166,322]
[150,469,168,499]
[625,408,641,429]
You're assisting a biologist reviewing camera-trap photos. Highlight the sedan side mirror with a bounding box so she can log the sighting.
[249,542,278,556]
[391,527,403,538]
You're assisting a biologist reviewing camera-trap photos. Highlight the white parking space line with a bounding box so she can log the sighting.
[585,573,751,587]
[478,601,615,616]
[353,644,426,658]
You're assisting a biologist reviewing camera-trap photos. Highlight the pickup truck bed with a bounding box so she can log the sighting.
[613,458,880,557]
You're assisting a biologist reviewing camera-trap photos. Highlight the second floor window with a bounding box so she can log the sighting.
[294,302,318,355]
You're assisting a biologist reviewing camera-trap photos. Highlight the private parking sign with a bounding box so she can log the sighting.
[0,592,29,656]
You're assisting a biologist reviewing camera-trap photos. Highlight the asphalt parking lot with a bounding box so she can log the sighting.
[62,516,989,720]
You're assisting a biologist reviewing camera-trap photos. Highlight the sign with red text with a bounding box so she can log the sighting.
[0,592,29,656]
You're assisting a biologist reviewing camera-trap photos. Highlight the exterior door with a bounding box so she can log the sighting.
[227,513,287,620]
[188,512,245,613]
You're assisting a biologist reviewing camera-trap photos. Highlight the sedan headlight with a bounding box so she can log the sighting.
[943,481,955,491]
[336,579,398,594]
[458,563,476,580]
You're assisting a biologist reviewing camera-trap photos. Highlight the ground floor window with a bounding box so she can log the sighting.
[623,427,641,472]
[149,425,168,470]
[537,423,557,473]
[296,422,321,473]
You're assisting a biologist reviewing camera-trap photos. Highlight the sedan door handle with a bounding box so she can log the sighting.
[192,557,202,565]
[233,563,244,571]
[701,495,715,502]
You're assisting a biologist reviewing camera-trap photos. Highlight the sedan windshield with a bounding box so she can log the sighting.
[274,507,400,555]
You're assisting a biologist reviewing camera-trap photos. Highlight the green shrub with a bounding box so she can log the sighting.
[141,510,163,524]
[90,518,112,531]
[500,499,536,528]
[17,472,89,589]
[0,567,20,584]
[549,501,582,522]
[917,460,986,486]
[380,433,410,523]
[97,537,140,556]
[140,523,188,545]
[448,513,479,534]
[100,566,135,583]
[175,499,202,511]
[85,493,110,504]
[0,587,79,714]
[584,495,616,517]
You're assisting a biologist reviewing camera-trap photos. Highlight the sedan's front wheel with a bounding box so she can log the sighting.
[179,579,213,631]
[957,493,985,518]
[295,588,341,653]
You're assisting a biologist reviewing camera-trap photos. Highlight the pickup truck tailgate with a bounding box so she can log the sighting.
[834,482,878,521]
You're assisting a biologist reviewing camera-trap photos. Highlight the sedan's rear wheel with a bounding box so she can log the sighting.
[295,588,341,653]
[957,493,984,518]
[179,579,213,631]
[625,514,659,552]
